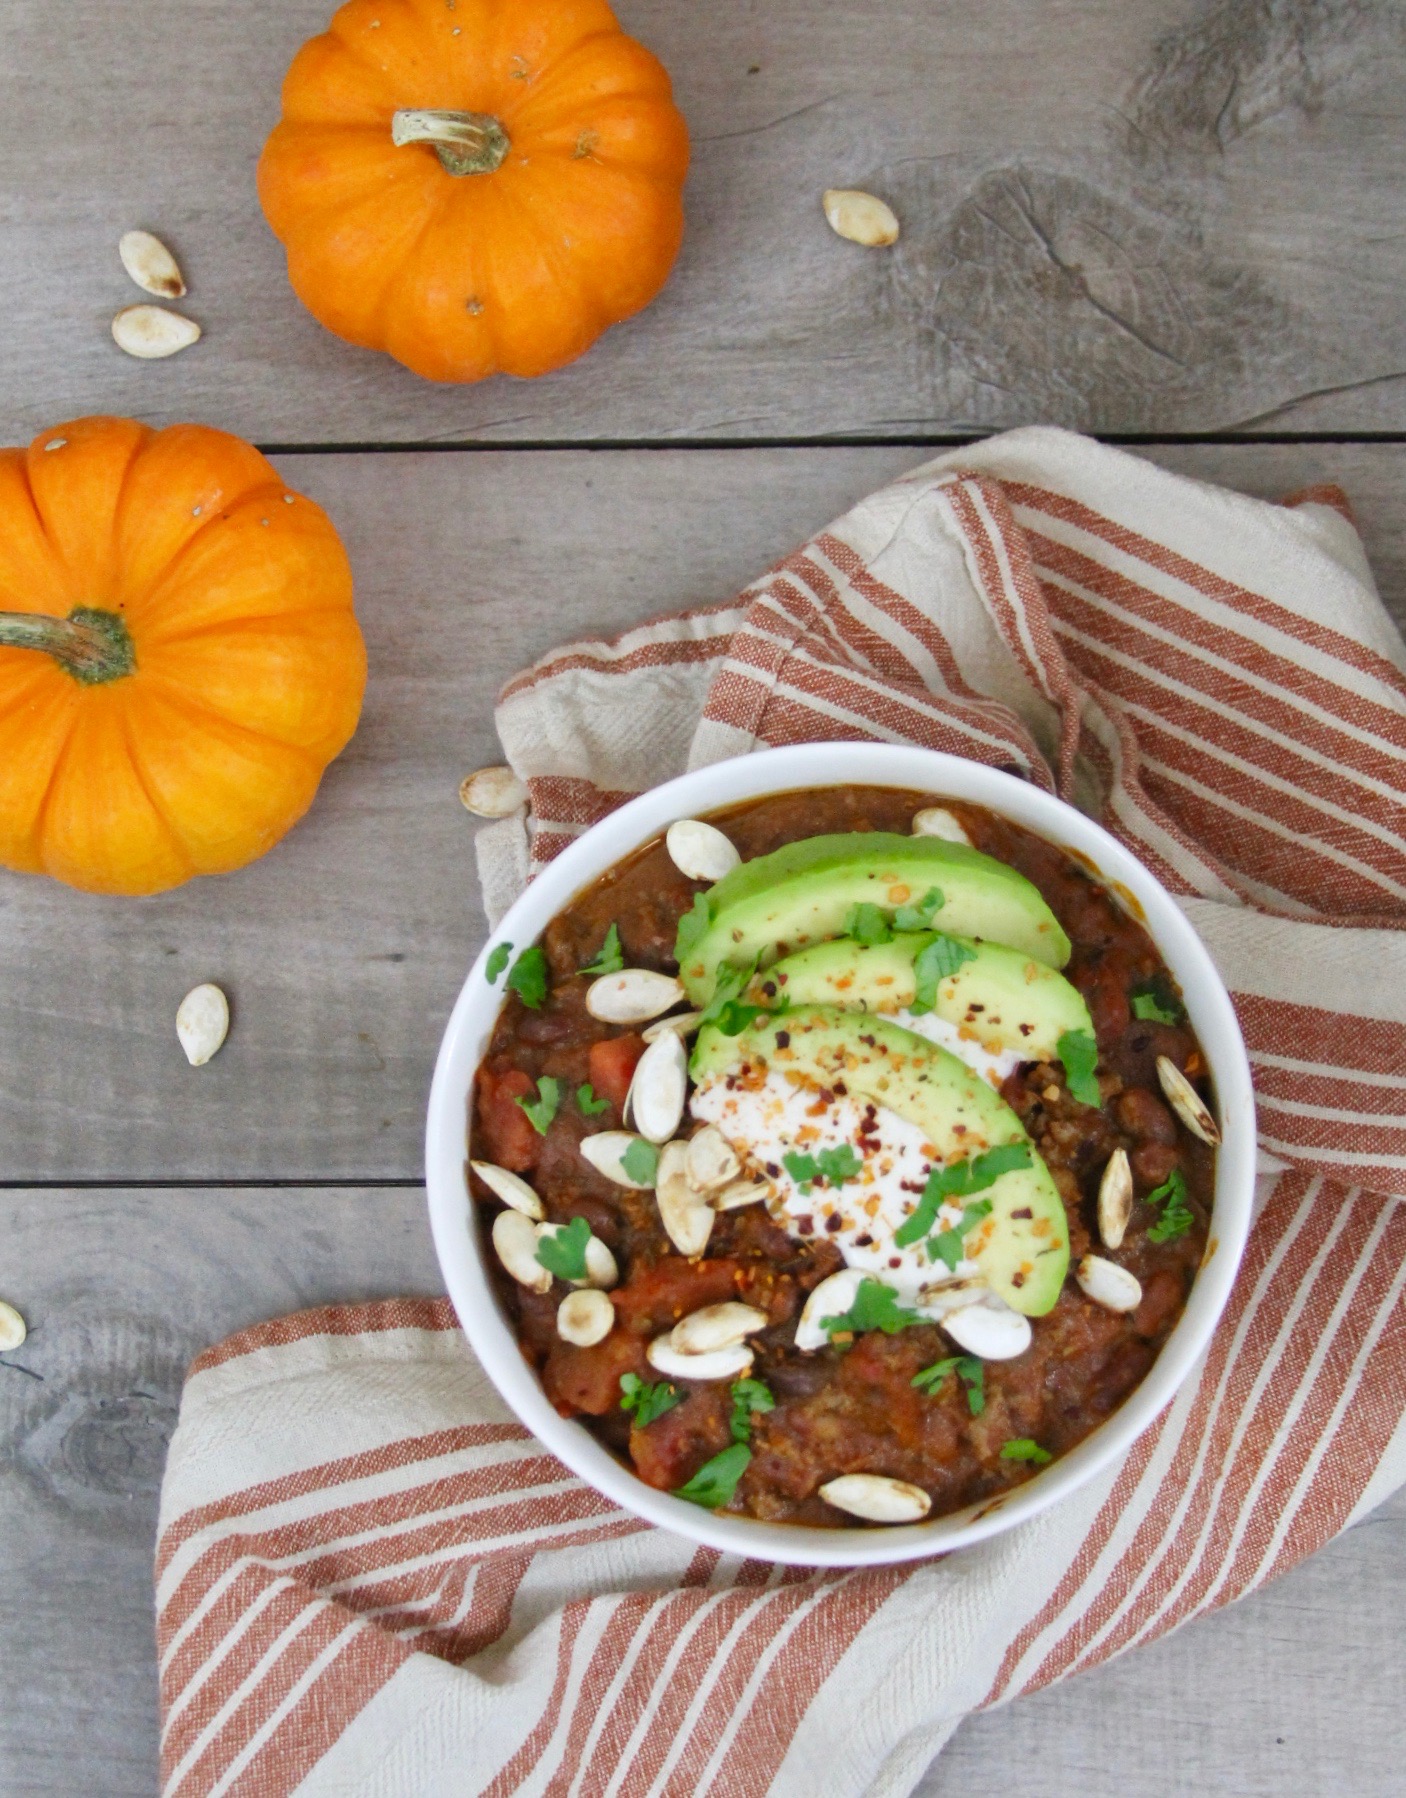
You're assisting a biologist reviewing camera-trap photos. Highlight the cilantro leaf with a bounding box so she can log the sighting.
[893,1142,1034,1249]
[674,1442,751,1509]
[1146,1166,1195,1242]
[1057,1029,1102,1107]
[929,1198,994,1270]
[620,1137,661,1186]
[620,1373,682,1428]
[1131,977,1184,1026]
[910,931,977,1012]
[514,1075,560,1135]
[485,941,512,982]
[816,1144,863,1187]
[783,1149,819,1191]
[843,902,894,946]
[912,1355,985,1415]
[1000,1438,1052,1465]
[580,923,624,976]
[673,892,712,964]
[534,1215,591,1281]
[893,886,945,931]
[697,958,767,1037]
[729,1378,775,1444]
[821,1277,923,1338]
[576,1082,611,1116]
[506,945,549,1010]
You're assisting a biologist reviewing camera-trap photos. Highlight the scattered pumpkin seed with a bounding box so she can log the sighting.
[112,304,201,359]
[459,765,528,817]
[176,983,229,1067]
[818,1473,931,1523]
[1097,1147,1133,1250]
[118,229,186,299]
[822,189,900,247]
[1156,1055,1221,1145]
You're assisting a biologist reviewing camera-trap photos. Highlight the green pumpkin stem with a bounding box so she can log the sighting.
[391,109,510,176]
[0,607,136,685]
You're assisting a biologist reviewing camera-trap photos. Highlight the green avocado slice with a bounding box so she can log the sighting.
[677,832,1070,1004]
[692,1005,1070,1316]
[754,932,1093,1063]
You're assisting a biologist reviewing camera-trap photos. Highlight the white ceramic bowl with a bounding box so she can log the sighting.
[426,744,1256,1568]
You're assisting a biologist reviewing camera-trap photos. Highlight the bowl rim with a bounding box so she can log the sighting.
[426,743,1257,1569]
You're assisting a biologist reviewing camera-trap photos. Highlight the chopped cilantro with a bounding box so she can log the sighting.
[929,1198,994,1271]
[485,941,512,982]
[697,958,768,1037]
[1000,1438,1052,1465]
[514,1075,560,1135]
[620,1137,661,1186]
[576,1082,611,1116]
[893,886,945,931]
[893,1142,1033,1249]
[783,1149,819,1191]
[782,1143,862,1193]
[912,1354,986,1415]
[1131,977,1184,1026]
[579,923,624,976]
[729,1378,775,1444]
[620,1373,682,1428]
[534,1215,591,1281]
[821,1277,923,1338]
[910,931,977,1012]
[673,891,712,963]
[1057,1028,1102,1107]
[674,1442,751,1509]
[843,902,894,946]
[506,944,549,1010]
[1146,1166,1195,1242]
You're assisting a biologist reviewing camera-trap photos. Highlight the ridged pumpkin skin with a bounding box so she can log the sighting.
[257,0,690,383]
[0,417,366,896]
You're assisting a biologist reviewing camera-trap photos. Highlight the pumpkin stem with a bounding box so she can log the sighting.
[0,606,136,685]
[391,109,510,176]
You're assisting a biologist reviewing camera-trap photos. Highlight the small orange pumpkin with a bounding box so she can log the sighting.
[257,0,690,384]
[0,417,366,896]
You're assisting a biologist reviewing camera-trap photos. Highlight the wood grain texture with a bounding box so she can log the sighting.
[2,0,1405,442]
[2,441,1401,1184]
[1,1184,1401,1798]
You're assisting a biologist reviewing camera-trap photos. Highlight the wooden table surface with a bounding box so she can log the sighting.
[3,2,1404,1792]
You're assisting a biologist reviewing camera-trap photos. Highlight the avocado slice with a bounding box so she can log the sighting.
[693,1005,1070,1315]
[677,832,1070,1004]
[754,932,1093,1062]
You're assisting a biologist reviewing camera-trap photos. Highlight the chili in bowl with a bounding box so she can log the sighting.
[426,744,1255,1567]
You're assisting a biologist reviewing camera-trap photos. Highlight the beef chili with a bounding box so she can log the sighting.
[471,787,1217,1528]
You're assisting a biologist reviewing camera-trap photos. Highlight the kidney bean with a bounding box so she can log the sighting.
[1132,1141,1180,1189]
[1115,1087,1178,1145]
[1133,1269,1186,1341]
[1080,965,1132,1049]
[1112,1020,1194,1089]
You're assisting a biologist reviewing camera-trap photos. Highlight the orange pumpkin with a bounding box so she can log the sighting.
[257,0,690,384]
[0,417,366,896]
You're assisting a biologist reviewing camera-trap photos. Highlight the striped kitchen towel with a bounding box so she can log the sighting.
[157,427,1406,1797]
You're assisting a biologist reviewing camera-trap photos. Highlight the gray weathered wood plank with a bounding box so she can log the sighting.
[1,1184,1401,1797]
[2,441,1402,1183]
[2,0,1405,442]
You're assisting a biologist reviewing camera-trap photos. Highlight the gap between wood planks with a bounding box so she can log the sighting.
[260,431,1406,454]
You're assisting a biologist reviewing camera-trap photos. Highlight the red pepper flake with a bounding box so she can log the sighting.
[775,1030,791,1048]
[797,1214,814,1235]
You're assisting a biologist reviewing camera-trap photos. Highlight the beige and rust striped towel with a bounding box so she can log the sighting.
[157,428,1406,1797]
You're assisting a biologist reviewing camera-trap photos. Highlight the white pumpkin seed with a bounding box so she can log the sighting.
[536,1221,619,1290]
[557,1288,614,1347]
[911,807,971,846]
[492,1209,552,1292]
[942,1301,1032,1361]
[646,1334,753,1383]
[915,1275,989,1317]
[1156,1056,1222,1145]
[470,1160,544,1220]
[822,188,900,247]
[1076,1254,1143,1314]
[656,1140,715,1258]
[711,1176,773,1212]
[666,819,740,882]
[628,1029,688,1143]
[818,1473,931,1524]
[118,229,186,298]
[112,303,201,359]
[579,1131,655,1189]
[1097,1148,1133,1250]
[685,1125,741,1192]
[586,969,685,1025]
[670,1301,769,1356]
[176,983,228,1067]
[0,1300,27,1353]
[459,765,528,817]
[794,1266,866,1351]
[641,1009,704,1044]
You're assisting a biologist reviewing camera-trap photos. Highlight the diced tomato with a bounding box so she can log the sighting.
[609,1257,743,1337]
[475,1068,540,1172]
[543,1328,650,1416]
[587,1034,645,1111]
[629,1386,732,1491]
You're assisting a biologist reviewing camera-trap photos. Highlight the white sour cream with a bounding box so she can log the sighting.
[892,1009,1022,1090]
